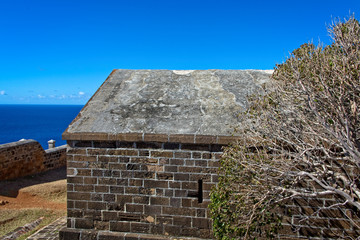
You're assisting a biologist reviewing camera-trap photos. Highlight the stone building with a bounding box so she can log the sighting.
[60,69,271,239]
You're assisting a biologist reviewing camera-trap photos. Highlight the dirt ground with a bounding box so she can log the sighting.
[0,183,66,210]
[0,167,67,237]
[0,167,66,209]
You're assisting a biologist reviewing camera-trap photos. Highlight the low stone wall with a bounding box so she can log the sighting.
[0,140,67,180]
[44,145,67,170]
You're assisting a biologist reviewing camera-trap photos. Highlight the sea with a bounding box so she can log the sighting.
[0,105,83,149]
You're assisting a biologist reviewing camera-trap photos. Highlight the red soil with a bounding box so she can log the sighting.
[0,191,66,210]
[0,167,67,211]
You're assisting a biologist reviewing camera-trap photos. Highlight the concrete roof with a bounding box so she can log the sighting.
[63,69,271,143]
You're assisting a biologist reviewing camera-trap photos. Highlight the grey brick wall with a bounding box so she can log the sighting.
[60,139,360,240]
[62,140,222,239]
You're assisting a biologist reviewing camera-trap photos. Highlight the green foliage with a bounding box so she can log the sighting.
[209,145,283,239]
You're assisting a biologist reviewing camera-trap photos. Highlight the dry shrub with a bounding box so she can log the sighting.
[210,15,360,239]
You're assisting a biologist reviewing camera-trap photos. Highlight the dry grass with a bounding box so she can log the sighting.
[0,208,66,239]
[20,179,67,203]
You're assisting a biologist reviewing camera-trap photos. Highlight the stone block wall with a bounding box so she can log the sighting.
[0,140,67,180]
[62,140,223,240]
[278,187,360,239]
[60,138,360,239]
[44,145,67,170]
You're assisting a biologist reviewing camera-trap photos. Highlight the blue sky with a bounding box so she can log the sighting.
[0,0,359,105]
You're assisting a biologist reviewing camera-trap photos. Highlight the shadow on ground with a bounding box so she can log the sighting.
[0,167,66,198]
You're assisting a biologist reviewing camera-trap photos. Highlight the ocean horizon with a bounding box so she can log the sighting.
[0,104,83,149]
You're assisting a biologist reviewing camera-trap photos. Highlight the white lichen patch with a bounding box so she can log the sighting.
[172,70,195,75]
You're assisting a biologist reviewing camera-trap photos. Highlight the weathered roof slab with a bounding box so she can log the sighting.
[63,69,271,143]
